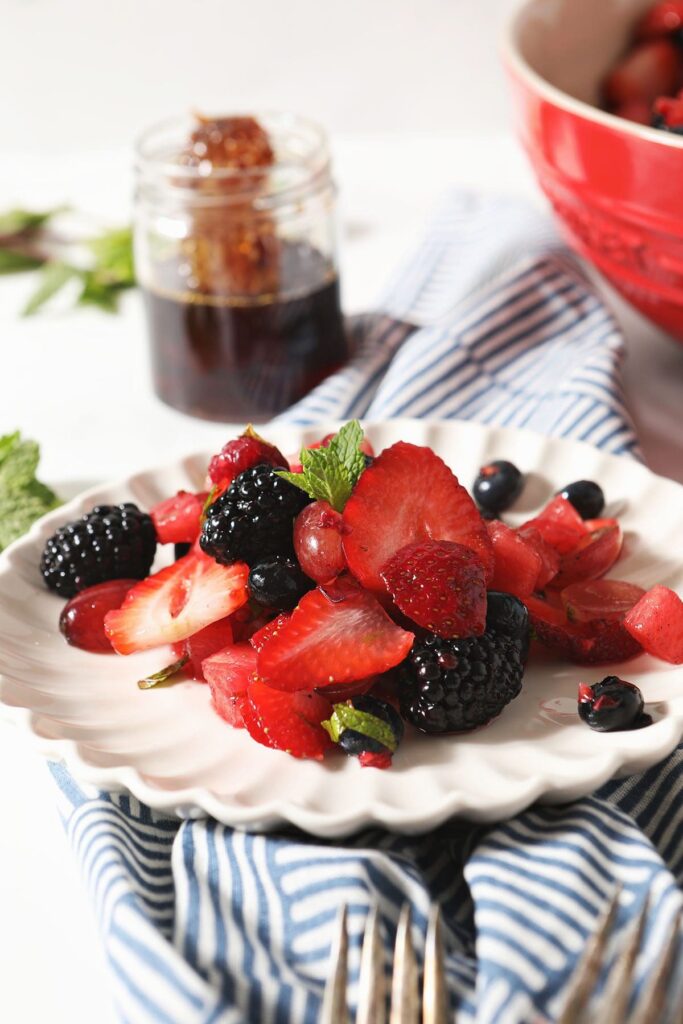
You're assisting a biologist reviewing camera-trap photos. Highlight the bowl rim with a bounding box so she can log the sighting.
[500,0,683,150]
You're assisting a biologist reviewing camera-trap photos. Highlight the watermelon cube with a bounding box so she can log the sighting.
[624,585,683,664]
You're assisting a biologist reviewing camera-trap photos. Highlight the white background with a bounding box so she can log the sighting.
[1,2,683,1023]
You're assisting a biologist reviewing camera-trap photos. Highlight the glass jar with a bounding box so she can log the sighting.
[134,113,348,422]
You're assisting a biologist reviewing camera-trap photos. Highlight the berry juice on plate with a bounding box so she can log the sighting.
[135,114,348,422]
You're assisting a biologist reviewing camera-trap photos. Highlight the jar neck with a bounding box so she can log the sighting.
[135,113,334,215]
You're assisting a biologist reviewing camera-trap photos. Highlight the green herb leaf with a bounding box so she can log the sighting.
[321,702,398,753]
[137,654,189,690]
[0,248,43,274]
[77,269,120,313]
[0,207,63,238]
[276,421,367,512]
[88,227,135,287]
[22,262,78,316]
[0,432,60,551]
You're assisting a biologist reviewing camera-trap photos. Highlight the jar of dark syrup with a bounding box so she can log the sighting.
[134,113,347,421]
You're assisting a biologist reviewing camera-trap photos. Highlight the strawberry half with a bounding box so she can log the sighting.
[522,496,587,556]
[603,39,683,107]
[257,576,414,691]
[250,612,291,652]
[202,641,258,695]
[342,441,493,593]
[175,616,234,679]
[624,585,683,663]
[487,521,542,597]
[104,552,249,654]
[151,490,208,545]
[380,540,487,637]
[242,681,333,759]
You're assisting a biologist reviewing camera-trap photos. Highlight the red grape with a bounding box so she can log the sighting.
[293,501,345,583]
[59,579,137,653]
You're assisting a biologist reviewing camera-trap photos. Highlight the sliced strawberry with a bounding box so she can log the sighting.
[624,585,683,663]
[550,524,623,590]
[151,490,208,545]
[250,612,291,652]
[242,681,333,759]
[175,616,234,679]
[342,441,493,593]
[257,576,414,691]
[562,579,645,624]
[522,496,588,555]
[359,751,393,770]
[487,521,542,597]
[636,2,683,40]
[526,595,641,665]
[211,690,247,729]
[516,525,560,588]
[603,39,682,107]
[202,641,258,695]
[208,427,288,487]
[379,539,486,637]
[104,552,249,654]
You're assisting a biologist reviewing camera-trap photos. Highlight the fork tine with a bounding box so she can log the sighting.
[390,904,420,1024]
[631,909,681,1024]
[600,895,649,1024]
[357,905,386,1024]
[423,903,448,1024]
[321,903,349,1024]
[557,885,622,1024]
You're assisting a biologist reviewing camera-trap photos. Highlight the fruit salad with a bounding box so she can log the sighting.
[602,1,683,131]
[39,423,683,767]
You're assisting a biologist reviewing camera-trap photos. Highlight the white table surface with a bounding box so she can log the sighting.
[2,133,683,1024]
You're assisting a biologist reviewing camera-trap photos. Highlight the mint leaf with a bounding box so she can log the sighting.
[23,262,78,316]
[276,420,367,512]
[328,420,365,485]
[322,702,398,753]
[0,432,61,551]
[138,654,189,690]
[88,227,135,288]
[0,207,63,238]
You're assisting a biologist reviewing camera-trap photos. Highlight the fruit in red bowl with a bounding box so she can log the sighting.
[503,0,683,340]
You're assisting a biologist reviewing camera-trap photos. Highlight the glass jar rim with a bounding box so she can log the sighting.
[134,111,331,207]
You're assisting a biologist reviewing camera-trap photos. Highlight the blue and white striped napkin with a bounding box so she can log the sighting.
[50,192,682,1024]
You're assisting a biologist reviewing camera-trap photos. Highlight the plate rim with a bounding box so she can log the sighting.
[2,416,683,836]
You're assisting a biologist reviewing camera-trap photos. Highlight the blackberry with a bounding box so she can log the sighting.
[398,629,524,734]
[557,480,605,520]
[486,591,530,662]
[248,556,312,610]
[40,503,156,598]
[200,463,311,567]
[473,460,524,515]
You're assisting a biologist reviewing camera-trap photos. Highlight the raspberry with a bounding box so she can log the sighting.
[208,429,287,488]
[200,463,311,567]
[40,503,157,598]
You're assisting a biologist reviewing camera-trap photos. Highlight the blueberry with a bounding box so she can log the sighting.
[329,695,404,757]
[486,591,530,661]
[578,676,645,732]
[473,460,524,514]
[248,556,311,610]
[558,480,605,520]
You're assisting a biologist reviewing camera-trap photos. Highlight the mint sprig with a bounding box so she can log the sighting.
[137,654,189,690]
[277,421,367,513]
[0,432,61,551]
[322,702,398,753]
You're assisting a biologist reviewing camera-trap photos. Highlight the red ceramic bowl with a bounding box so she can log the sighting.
[503,0,683,340]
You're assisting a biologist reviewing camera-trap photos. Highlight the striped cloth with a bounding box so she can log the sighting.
[51,192,682,1023]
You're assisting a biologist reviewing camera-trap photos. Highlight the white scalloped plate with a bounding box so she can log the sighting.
[1,418,683,836]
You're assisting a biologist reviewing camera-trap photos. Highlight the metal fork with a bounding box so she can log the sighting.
[558,887,682,1024]
[321,902,448,1024]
